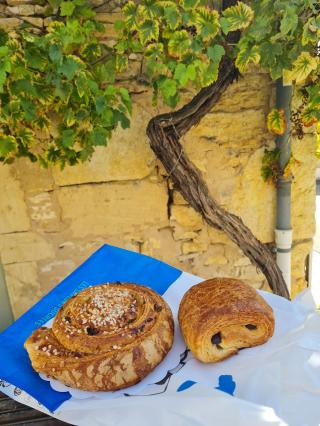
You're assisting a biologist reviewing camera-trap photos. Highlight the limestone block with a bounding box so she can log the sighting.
[27,192,61,232]
[14,158,54,193]
[6,4,35,15]
[189,145,275,243]
[101,39,117,48]
[239,279,264,290]
[229,147,276,243]
[291,239,312,284]
[90,0,107,6]
[38,237,109,294]
[0,165,30,234]
[203,244,228,266]
[0,17,22,29]
[23,16,43,28]
[232,264,264,282]
[0,232,55,264]
[99,12,123,22]
[34,4,48,14]
[233,256,252,267]
[182,239,208,254]
[291,135,317,240]
[186,109,267,147]
[43,16,54,26]
[211,74,271,113]
[173,191,188,205]
[57,180,168,238]
[27,27,42,35]
[117,59,141,80]
[96,20,117,37]
[38,258,76,295]
[223,241,243,263]
[208,226,231,244]
[170,205,203,230]
[95,12,124,32]
[6,0,35,4]
[204,254,228,265]
[172,226,198,241]
[291,277,308,299]
[189,250,231,279]
[53,103,155,186]
[4,262,42,319]
[140,227,181,268]
[261,280,272,293]
[203,145,240,205]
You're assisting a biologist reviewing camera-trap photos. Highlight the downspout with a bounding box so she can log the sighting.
[275,78,293,295]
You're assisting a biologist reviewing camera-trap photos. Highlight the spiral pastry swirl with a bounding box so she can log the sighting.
[25,283,174,391]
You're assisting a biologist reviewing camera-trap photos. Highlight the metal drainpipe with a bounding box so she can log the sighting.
[275,78,293,295]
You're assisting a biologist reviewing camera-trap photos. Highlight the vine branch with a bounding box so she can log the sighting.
[146,0,290,299]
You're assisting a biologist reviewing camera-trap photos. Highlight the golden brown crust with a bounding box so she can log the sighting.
[24,283,174,391]
[178,278,275,363]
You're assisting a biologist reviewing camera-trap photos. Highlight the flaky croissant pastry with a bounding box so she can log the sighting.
[25,283,174,391]
[178,278,275,363]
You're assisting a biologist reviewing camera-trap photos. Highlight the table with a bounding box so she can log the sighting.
[0,392,68,425]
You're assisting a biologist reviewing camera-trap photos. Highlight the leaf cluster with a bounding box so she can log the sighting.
[0,12,131,167]
[0,0,319,168]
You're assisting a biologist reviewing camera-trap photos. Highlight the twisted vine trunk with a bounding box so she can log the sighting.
[146,53,290,299]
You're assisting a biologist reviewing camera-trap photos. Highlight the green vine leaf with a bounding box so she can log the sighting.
[58,56,82,80]
[180,0,200,10]
[61,128,75,148]
[60,1,76,17]
[163,4,181,30]
[222,2,254,32]
[0,0,319,169]
[168,30,190,58]
[284,52,318,84]
[0,46,8,57]
[301,109,318,127]
[158,77,177,98]
[0,135,16,157]
[194,8,220,41]
[302,16,320,46]
[0,68,7,93]
[90,127,108,146]
[207,44,225,63]
[261,148,280,183]
[280,6,298,35]
[49,44,63,64]
[267,108,286,135]
[138,20,159,45]
[173,63,196,86]
[235,44,260,72]
[174,63,188,86]
[119,87,132,115]
[123,1,139,30]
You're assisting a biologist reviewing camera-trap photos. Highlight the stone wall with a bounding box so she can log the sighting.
[0,0,317,317]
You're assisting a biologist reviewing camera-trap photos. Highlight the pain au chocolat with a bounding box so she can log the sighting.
[178,278,275,363]
[25,283,174,391]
